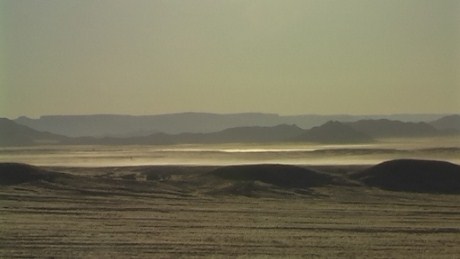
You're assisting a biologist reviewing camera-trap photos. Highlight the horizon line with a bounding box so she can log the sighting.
[6,111,459,120]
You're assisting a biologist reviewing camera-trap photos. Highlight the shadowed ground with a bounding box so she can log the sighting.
[210,164,332,188]
[0,163,63,185]
[353,159,460,193]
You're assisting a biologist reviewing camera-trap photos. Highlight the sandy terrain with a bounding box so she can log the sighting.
[1,162,459,258]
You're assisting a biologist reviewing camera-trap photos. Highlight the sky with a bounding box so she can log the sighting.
[1,0,459,118]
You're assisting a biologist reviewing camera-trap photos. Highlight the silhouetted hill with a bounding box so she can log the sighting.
[210,164,333,189]
[0,118,67,146]
[295,121,373,143]
[64,124,305,145]
[347,119,439,138]
[430,115,460,131]
[353,159,460,194]
[15,113,447,137]
[6,114,453,146]
[0,163,63,185]
[175,124,305,143]
[16,113,284,137]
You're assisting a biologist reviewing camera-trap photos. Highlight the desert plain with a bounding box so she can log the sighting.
[1,157,460,258]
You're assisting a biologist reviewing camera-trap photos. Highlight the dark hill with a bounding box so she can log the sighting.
[0,163,62,185]
[296,121,373,143]
[66,124,305,145]
[211,164,332,189]
[353,159,460,194]
[16,113,283,137]
[347,119,439,138]
[16,113,445,137]
[176,124,305,143]
[0,118,66,146]
[430,115,460,131]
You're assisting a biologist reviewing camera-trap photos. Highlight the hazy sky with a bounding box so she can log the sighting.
[1,0,459,118]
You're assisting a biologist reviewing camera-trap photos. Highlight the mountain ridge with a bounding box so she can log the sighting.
[3,115,458,146]
[0,118,67,146]
[430,115,460,131]
[295,121,373,143]
[15,113,450,137]
[347,119,439,138]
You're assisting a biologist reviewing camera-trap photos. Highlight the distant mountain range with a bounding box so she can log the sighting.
[66,124,306,145]
[295,121,373,143]
[15,113,448,137]
[347,119,439,138]
[0,118,67,146]
[430,115,460,132]
[1,114,458,146]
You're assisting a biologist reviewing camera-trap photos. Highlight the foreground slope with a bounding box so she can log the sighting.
[208,164,334,196]
[0,163,62,185]
[1,161,459,258]
[211,164,332,188]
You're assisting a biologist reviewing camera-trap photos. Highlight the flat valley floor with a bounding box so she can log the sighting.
[1,164,459,258]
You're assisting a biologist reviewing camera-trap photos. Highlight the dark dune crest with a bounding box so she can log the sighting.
[210,164,333,189]
[0,163,61,185]
[353,159,460,194]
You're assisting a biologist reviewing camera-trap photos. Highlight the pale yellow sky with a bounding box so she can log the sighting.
[1,0,459,118]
